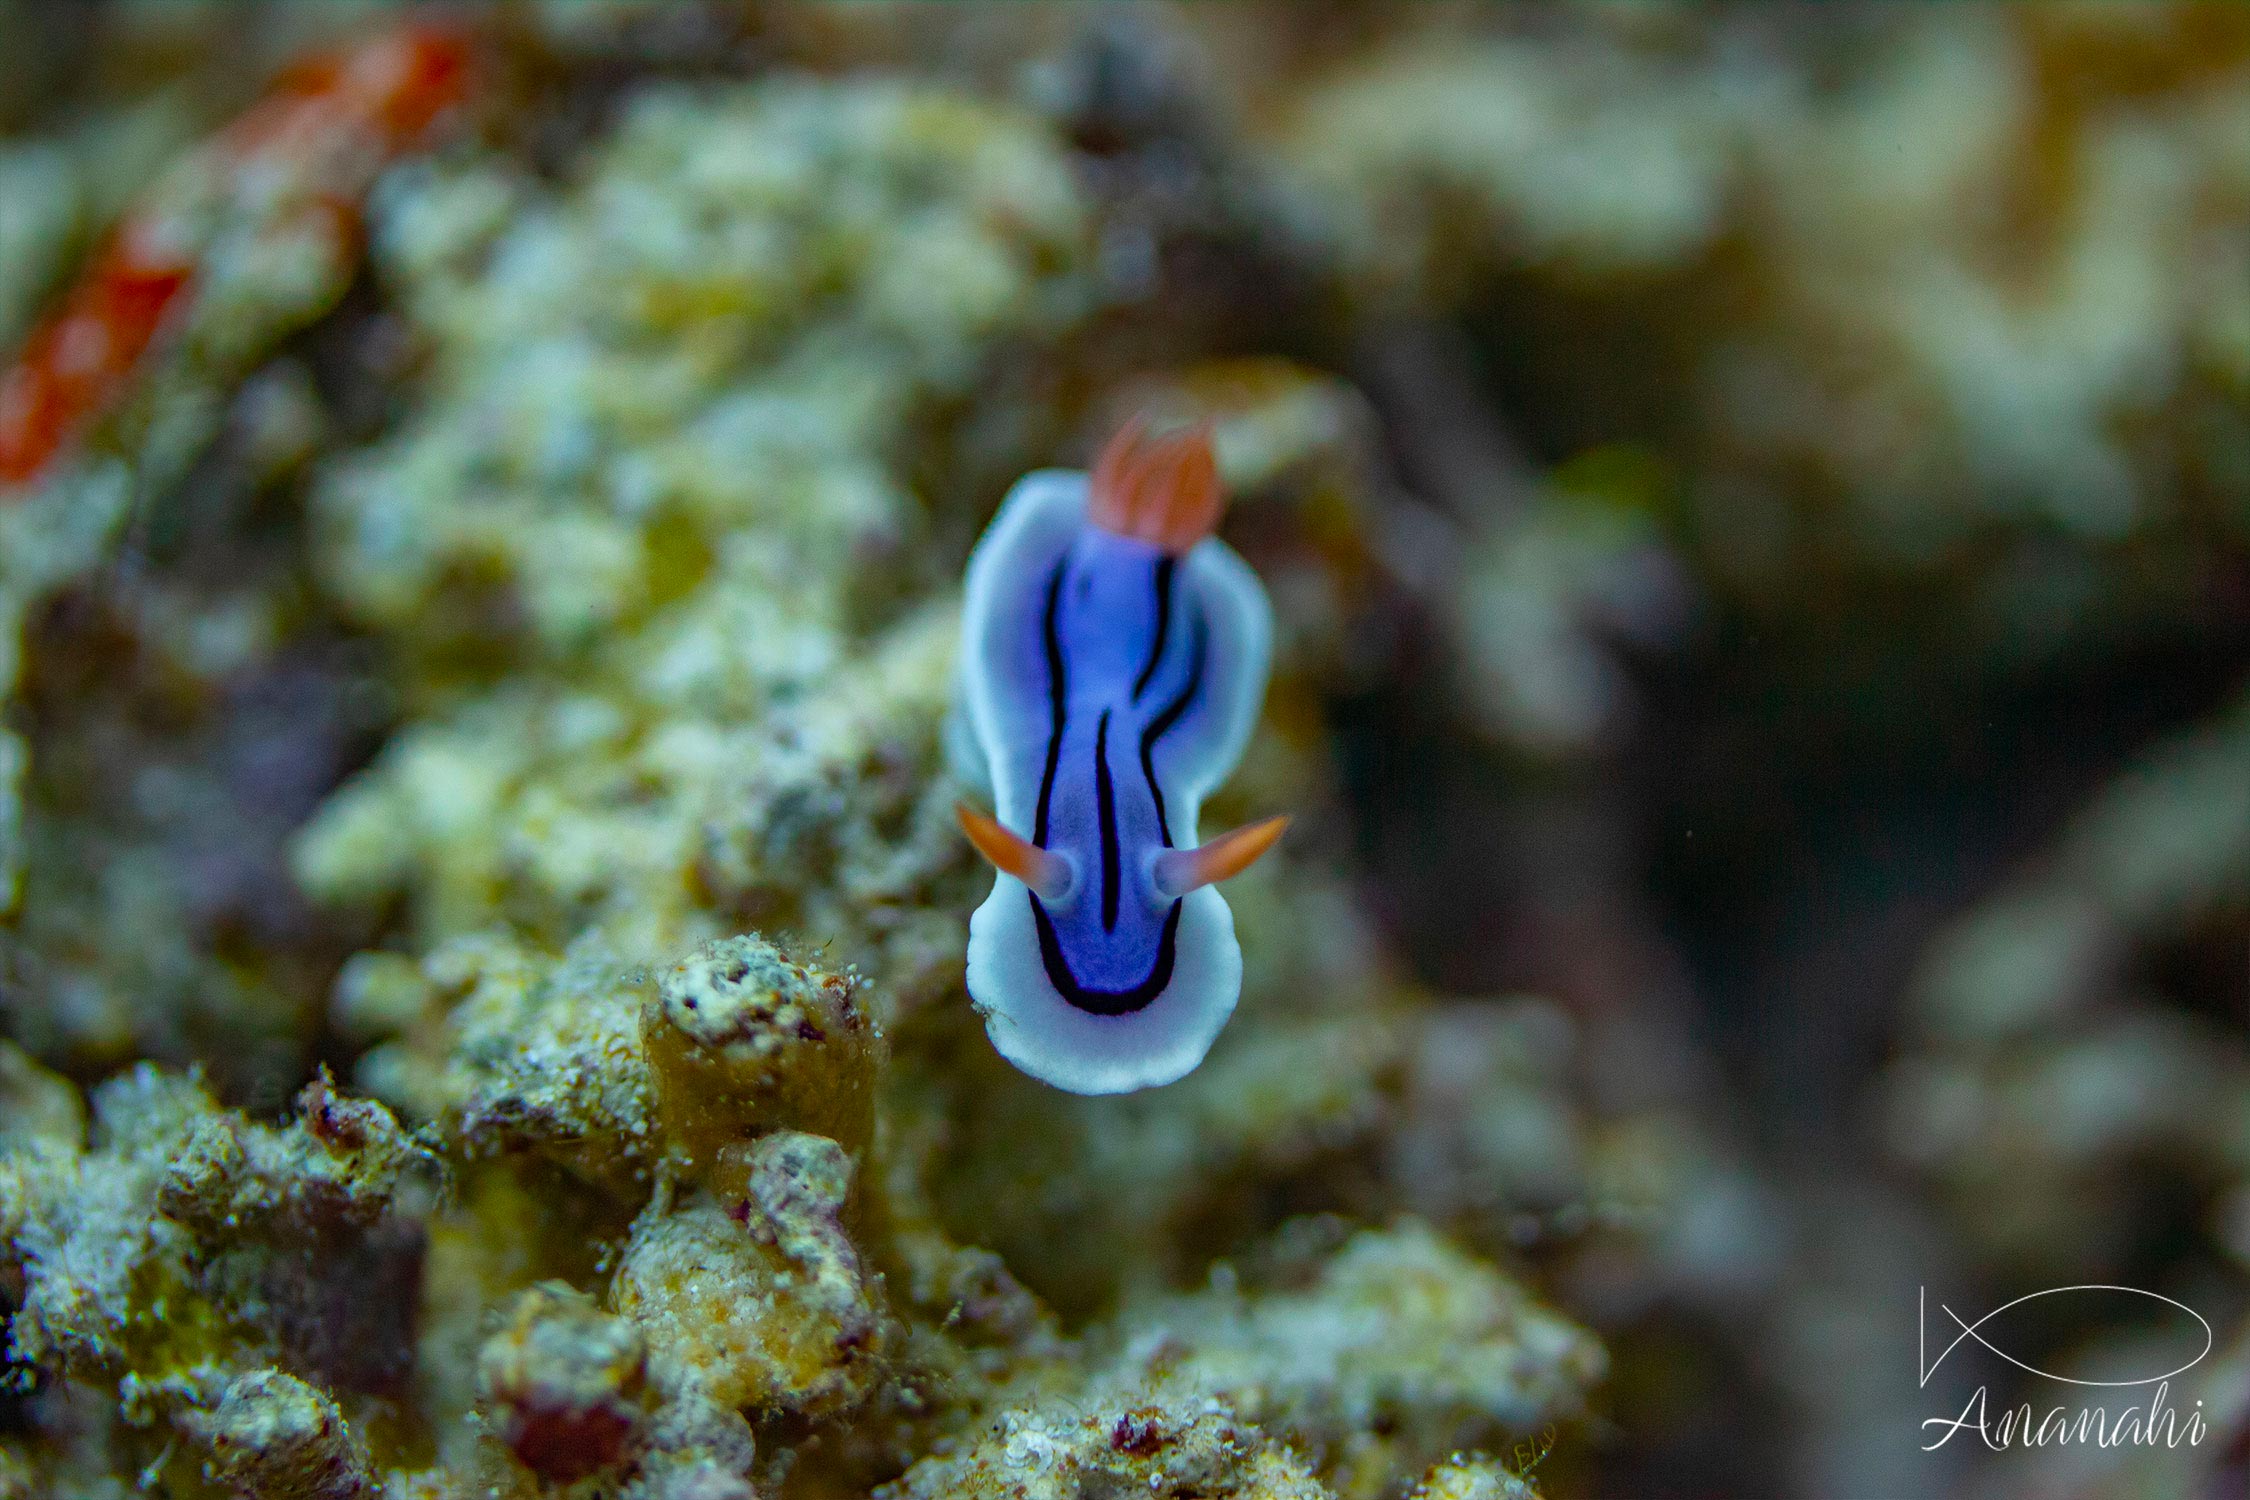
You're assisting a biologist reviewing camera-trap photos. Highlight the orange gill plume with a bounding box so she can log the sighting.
[1086,416,1224,555]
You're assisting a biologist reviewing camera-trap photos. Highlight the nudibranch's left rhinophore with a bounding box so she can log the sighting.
[952,421,1282,1095]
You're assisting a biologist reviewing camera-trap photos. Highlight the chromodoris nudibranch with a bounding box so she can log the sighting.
[951,420,1284,1095]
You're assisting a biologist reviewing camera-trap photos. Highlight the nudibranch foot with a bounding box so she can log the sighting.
[953,420,1280,1095]
[967,879,1243,1095]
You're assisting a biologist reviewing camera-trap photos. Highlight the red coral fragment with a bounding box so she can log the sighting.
[0,23,472,490]
[1110,1409,1170,1457]
[502,1401,637,1485]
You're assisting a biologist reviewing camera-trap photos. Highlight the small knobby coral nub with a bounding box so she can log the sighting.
[1086,416,1224,555]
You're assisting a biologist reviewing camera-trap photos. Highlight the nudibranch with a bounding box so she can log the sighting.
[952,420,1284,1095]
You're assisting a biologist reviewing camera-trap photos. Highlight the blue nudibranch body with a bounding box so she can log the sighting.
[953,422,1282,1095]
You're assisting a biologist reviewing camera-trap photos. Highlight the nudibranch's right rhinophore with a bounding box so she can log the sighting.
[951,421,1282,1095]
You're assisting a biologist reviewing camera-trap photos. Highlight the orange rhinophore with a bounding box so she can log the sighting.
[0,22,473,490]
[957,801,1074,902]
[1085,416,1224,556]
[1150,815,1290,899]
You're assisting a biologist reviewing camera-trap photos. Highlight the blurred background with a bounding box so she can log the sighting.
[2,4,2248,1498]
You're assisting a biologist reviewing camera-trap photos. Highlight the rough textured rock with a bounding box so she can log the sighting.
[478,1282,649,1484]
[173,1368,377,1500]
[613,1132,884,1419]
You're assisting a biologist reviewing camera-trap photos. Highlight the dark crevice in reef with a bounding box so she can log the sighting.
[3,269,410,1109]
[1635,601,2250,1144]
